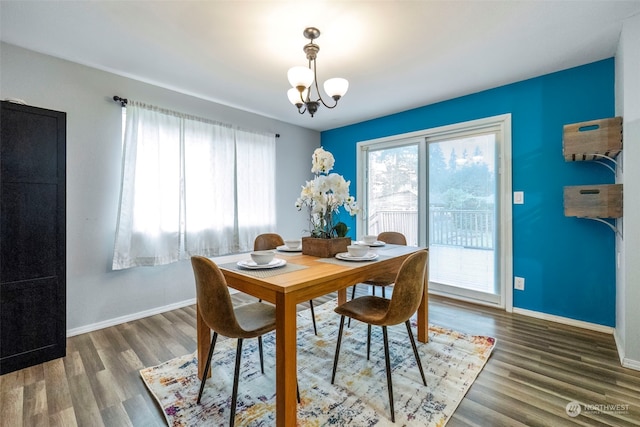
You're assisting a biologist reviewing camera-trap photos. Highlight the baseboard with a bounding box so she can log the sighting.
[512,307,614,334]
[621,357,640,371]
[614,328,626,364]
[66,298,197,337]
[613,328,640,371]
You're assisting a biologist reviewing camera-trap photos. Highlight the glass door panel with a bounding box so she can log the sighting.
[365,144,419,245]
[428,133,499,304]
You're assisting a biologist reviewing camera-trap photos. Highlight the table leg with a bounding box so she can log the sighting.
[417,261,429,343]
[196,303,212,379]
[337,288,347,305]
[275,292,298,426]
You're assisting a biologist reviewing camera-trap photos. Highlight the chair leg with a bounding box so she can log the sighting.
[405,320,427,385]
[382,326,395,423]
[367,324,372,360]
[258,336,264,374]
[331,315,346,384]
[382,286,386,298]
[230,339,243,427]
[309,299,317,336]
[348,286,357,327]
[197,332,218,404]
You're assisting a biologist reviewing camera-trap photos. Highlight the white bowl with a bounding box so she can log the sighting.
[284,239,301,249]
[347,244,369,257]
[362,235,377,244]
[251,250,275,265]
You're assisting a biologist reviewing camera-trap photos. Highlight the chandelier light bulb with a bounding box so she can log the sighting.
[323,78,349,99]
[287,66,314,90]
[287,87,308,106]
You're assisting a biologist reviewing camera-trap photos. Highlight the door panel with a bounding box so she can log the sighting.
[364,143,419,245]
[428,133,499,304]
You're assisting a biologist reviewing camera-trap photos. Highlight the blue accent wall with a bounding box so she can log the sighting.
[322,59,616,326]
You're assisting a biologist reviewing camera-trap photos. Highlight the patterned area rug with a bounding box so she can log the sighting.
[140,299,495,426]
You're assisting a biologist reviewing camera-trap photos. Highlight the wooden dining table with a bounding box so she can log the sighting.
[196,244,428,426]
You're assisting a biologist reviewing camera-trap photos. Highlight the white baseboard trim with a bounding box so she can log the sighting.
[66,298,197,337]
[613,328,640,371]
[621,357,640,371]
[512,307,615,334]
[614,328,626,364]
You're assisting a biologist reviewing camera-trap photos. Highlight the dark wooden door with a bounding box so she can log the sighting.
[1,101,66,374]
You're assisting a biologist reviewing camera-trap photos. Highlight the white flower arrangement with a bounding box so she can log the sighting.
[296,147,358,238]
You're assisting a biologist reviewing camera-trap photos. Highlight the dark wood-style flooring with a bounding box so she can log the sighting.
[2,289,640,426]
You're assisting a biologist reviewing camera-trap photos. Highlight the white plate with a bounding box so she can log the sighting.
[335,252,379,262]
[237,258,287,269]
[276,245,302,252]
[356,240,386,247]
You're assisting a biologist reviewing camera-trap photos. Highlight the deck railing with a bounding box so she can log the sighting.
[369,209,494,250]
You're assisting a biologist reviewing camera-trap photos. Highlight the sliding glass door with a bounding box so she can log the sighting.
[357,115,512,308]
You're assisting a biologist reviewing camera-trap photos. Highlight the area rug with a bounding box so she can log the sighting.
[140,300,495,426]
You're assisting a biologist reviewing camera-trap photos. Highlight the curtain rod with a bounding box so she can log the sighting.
[113,96,128,107]
[112,95,279,138]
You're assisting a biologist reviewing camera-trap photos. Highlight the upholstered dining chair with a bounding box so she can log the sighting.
[347,231,407,328]
[254,233,318,335]
[331,249,428,423]
[351,231,407,300]
[191,255,277,427]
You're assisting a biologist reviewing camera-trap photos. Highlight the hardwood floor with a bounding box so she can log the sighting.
[2,290,639,426]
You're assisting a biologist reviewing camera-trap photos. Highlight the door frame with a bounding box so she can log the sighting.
[356,114,513,311]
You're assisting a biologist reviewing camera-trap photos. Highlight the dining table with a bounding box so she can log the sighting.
[196,243,428,426]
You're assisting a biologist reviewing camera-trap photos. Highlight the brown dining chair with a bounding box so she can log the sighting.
[331,249,428,423]
[348,231,407,328]
[351,231,407,300]
[254,233,318,335]
[191,255,277,427]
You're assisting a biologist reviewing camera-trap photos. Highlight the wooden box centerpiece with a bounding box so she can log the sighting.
[301,236,351,258]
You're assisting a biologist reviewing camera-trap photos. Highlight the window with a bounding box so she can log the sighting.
[112,101,276,269]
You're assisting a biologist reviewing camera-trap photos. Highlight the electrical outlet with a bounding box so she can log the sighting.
[514,276,525,290]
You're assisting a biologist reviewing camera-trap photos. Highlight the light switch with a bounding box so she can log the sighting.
[514,191,524,204]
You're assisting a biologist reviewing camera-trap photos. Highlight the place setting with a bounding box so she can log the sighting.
[354,234,386,247]
[335,243,379,262]
[276,238,302,252]
[237,250,287,269]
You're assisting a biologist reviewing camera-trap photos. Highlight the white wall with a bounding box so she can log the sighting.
[615,14,640,370]
[0,43,319,334]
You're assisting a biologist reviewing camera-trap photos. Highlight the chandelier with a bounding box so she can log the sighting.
[287,27,349,117]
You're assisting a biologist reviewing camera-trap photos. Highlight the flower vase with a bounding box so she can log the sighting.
[301,237,351,258]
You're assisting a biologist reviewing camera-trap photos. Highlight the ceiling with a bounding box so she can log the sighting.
[2,1,640,132]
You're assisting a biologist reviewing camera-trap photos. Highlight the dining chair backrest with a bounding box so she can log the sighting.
[253,233,319,335]
[191,256,246,338]
[380,250,428,326]
[378,231,407,246]
[254,233,285,251]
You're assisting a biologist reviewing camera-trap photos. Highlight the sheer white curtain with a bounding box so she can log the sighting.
[183,120,235,257]
[236,129,276,249]
[112,101,276,270]
[113,102,182,269]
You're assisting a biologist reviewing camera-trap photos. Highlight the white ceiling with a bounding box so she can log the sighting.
[2,1,640,132]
